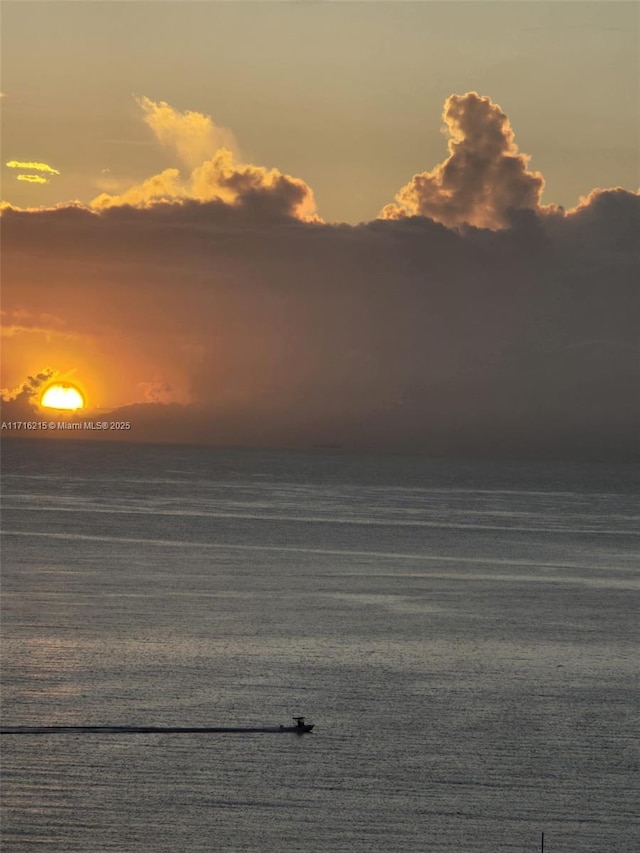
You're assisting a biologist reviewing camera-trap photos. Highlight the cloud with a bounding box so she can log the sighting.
[2,93,638,457]
[138,380,175,404]
[135,96,239,169]
[381,92,544,229]
[188,149,319,220]
[91,98,319,221]
[17,174,49,184]
[2,369,55,401]
[552,187,640,250]
[6,160,60,175]
[91,156,318,221]
[3,181,638,457]
[1,369,56,419]
[0,308,89,343]
[91,168,183,209]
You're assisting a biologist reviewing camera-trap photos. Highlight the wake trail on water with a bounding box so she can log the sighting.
[0,725,312,735]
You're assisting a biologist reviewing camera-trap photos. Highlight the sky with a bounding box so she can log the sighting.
[1,1,639,456]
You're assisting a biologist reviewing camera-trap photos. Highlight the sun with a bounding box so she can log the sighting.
[40,383,85,411]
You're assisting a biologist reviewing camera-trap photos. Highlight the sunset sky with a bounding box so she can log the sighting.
[2,1,638,455]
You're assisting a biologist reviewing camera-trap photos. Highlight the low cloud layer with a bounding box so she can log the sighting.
[2,94,638,457]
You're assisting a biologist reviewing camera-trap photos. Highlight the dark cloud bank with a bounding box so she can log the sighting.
[3,188,638,459]
[2,92,638,458]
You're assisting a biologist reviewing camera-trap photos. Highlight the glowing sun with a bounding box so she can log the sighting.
[41,383,85,411]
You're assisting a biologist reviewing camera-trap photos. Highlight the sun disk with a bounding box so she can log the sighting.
[41,383,85,411]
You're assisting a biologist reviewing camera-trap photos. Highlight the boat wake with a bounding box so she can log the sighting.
[1,721,314,735]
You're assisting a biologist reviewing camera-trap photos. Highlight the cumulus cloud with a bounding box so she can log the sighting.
[553,187,640,250]
[2,93,638,456]
[92,154,318,221]
[381,92,544,229]
[189,149,319,220]
[6,160,60,175]
[17,174,49,184]
[92,168,183,209]
[91,98,319,221]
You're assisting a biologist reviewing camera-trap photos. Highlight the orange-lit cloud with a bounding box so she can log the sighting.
[91,168,183,208]
[91,98,319,222]
[6,160,60,175]
[189,149,319,220]
[17,174,49,184]
[381,92,544,229]
[2,94,638,456]
[136,95,239,169]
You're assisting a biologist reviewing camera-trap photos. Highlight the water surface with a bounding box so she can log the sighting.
[1,440,638,851]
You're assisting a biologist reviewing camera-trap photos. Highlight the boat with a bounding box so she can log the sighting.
[280,716,314,733]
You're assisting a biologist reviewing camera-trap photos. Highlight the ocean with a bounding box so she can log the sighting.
[1,439,638,852]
